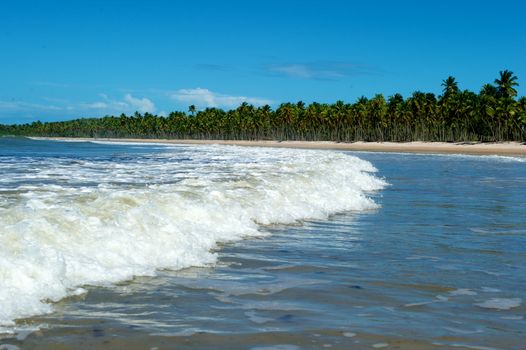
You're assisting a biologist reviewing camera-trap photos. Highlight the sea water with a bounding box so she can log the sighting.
[0,137,525,349]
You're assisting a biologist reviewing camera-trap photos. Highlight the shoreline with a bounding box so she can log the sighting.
[32,137,526,156]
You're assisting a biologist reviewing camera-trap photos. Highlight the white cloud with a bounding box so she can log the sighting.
[0,93,157,120]
[0,100,69,123]
[81,102,108,109]
[0,100,64,111]
[270,64,317,79]
[81,94,155,113]
[124,94,156,113]
[268,61,381,80]
[171,88,272,109]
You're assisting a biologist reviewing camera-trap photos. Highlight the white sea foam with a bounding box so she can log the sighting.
[251,346,301,350]
[427,153,526,163]
[354,150,526,163]
[475,298,522,310]
[0,344,20,350]
[500,315,524,320]
[0,145,386,329]
[449,288,478,296]
[444,154,526,163]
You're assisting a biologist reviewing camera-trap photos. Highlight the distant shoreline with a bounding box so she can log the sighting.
[31,137,526,156]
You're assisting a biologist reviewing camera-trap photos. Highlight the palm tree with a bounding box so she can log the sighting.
[296,101,306,110]
[441,76,459,98]
[5,71,524,142]
[480,83,498,97]
[495,70,519,98]
[518,97,526,136]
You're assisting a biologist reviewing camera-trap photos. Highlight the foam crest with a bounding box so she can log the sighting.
[0,145,385,329]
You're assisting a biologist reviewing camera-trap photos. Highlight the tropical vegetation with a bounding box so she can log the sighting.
[1,71,525,142]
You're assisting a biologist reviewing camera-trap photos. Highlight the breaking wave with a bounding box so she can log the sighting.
[0,143,386,328]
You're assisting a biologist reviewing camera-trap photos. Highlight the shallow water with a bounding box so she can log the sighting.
[1,138,525,349]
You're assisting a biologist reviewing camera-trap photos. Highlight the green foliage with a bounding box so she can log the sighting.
[1,71,525,142]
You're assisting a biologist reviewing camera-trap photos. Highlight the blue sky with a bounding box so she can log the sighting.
[1,0,525,124]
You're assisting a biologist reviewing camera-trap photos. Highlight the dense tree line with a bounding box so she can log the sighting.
[2,71,525,142]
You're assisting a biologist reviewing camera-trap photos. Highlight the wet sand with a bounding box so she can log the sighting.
[35,137,526,156]
[5,326,487,350]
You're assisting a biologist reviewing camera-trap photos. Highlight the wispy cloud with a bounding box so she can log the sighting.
[270,64,322,79]
[81,102,108,109]
[267,61,382,80]
[0,94,156,121]
[123,94,156,113]
[0,100,67,112]
[0,100,72,123]
[80,94,155,113]
[170,88,272,109]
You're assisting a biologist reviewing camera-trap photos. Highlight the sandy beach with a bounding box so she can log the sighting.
[39,137,526,156]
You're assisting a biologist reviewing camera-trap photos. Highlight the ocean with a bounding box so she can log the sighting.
[0,137,525,349]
